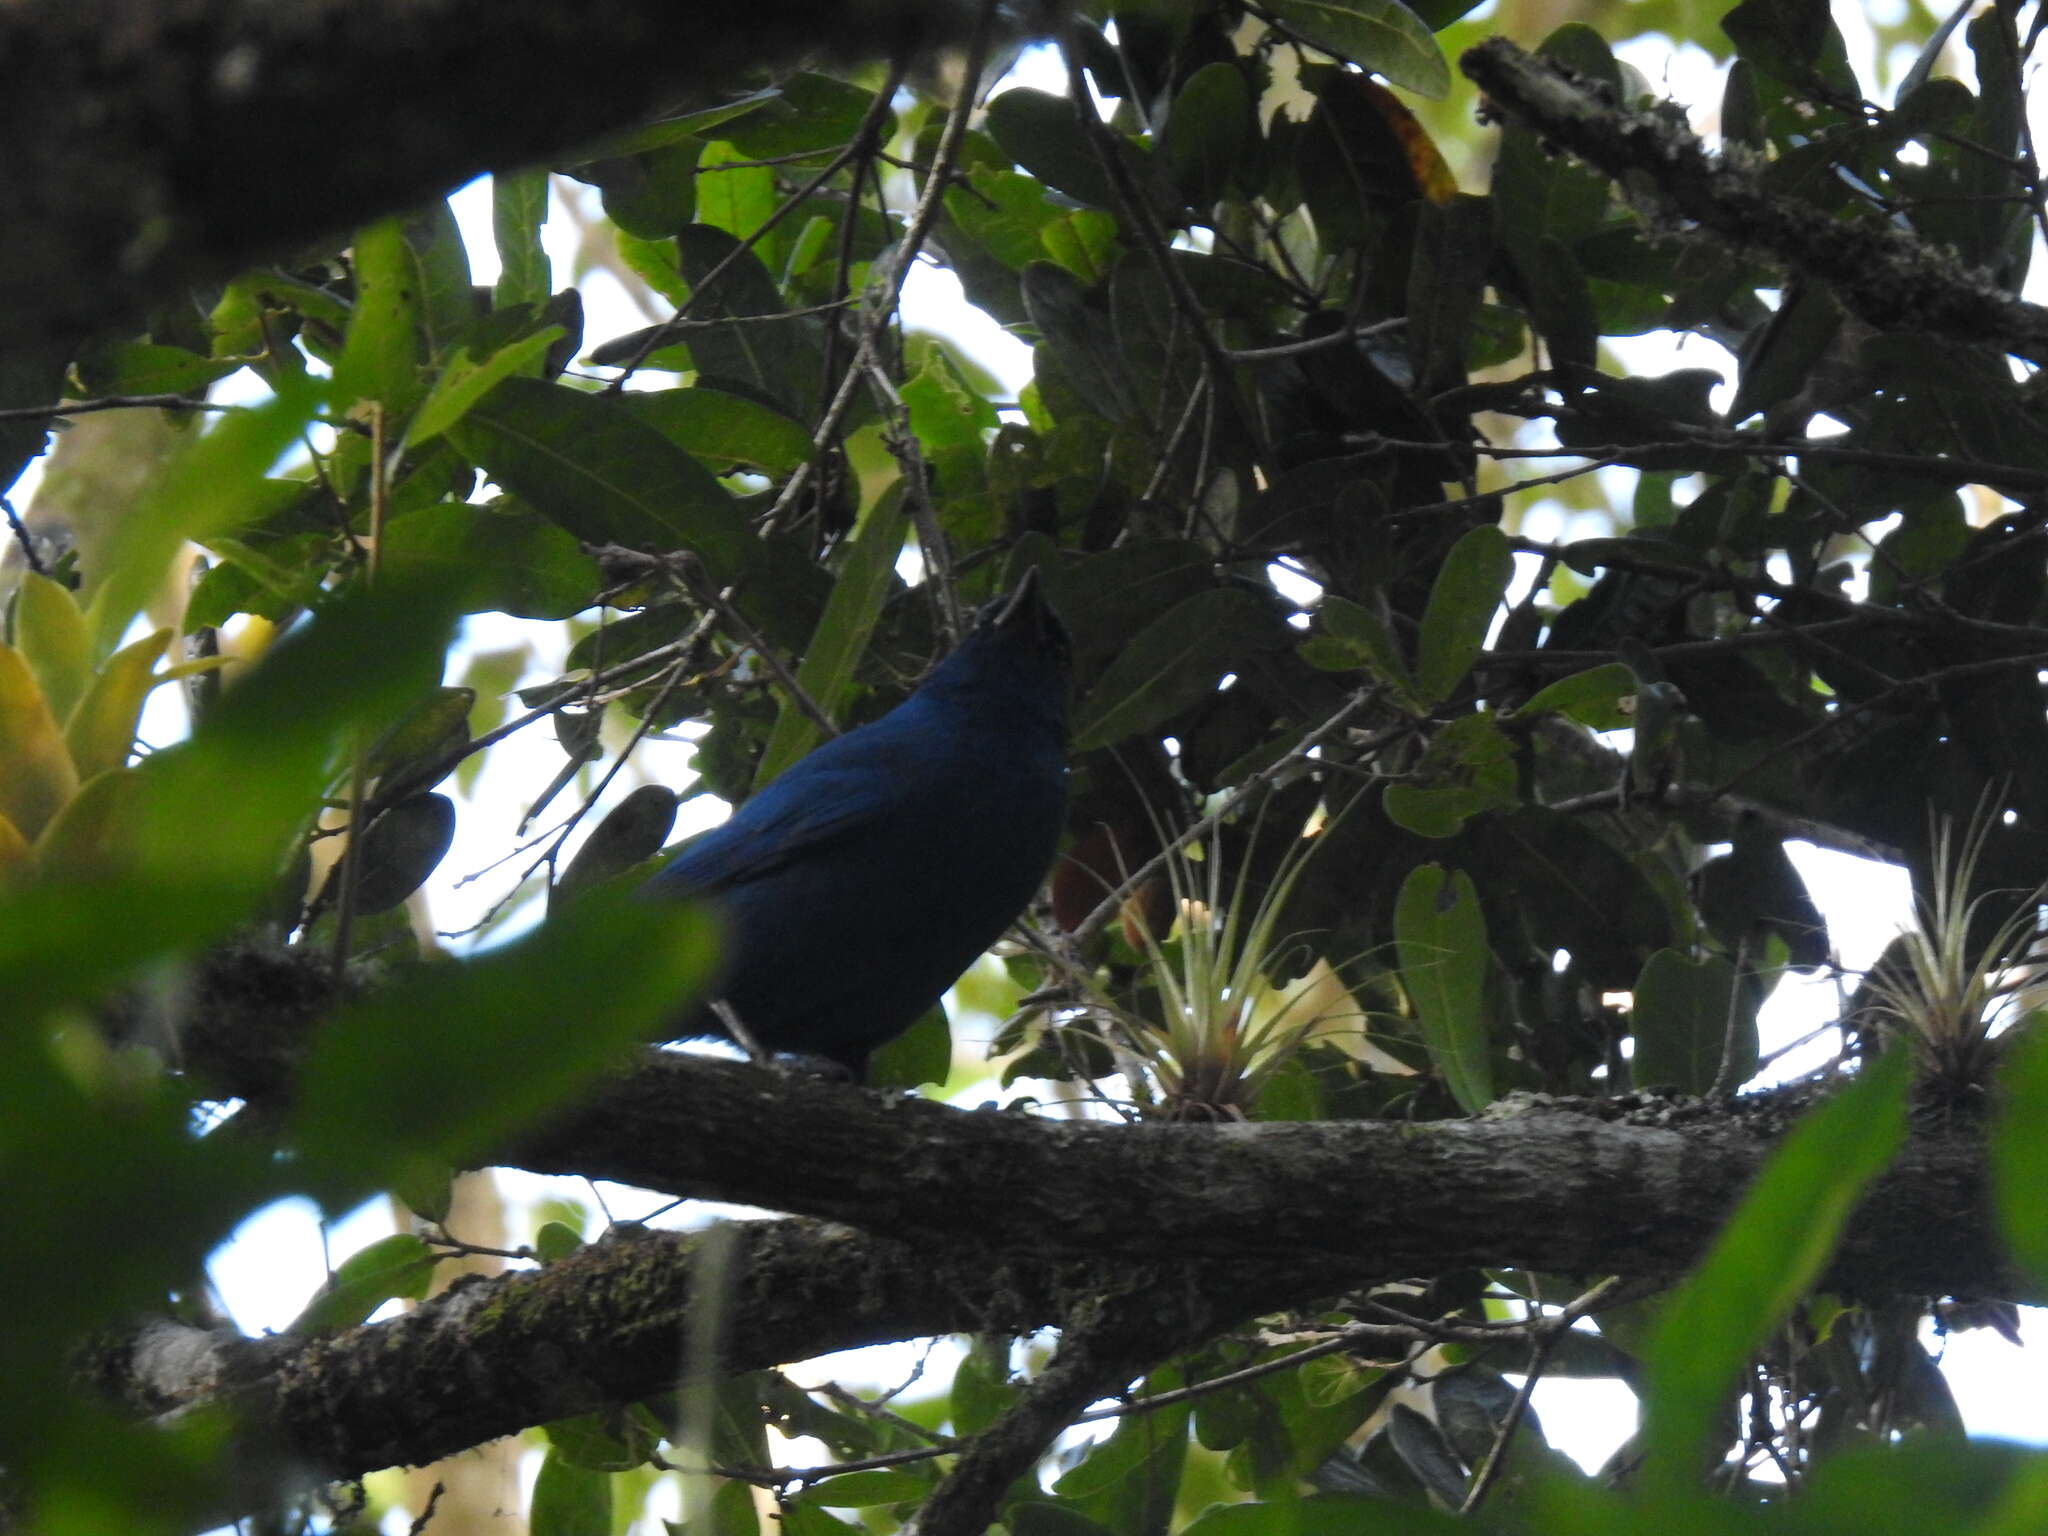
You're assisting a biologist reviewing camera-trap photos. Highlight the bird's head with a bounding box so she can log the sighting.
[924,566,1071,734]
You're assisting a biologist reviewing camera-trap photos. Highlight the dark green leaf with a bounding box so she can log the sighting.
[1265,0,1451,99]
[1072,588,1292,750]
[621,387,813,475]
[796,1470,932,1507]
[1469,807,1673,990]
[453,376,754,576]
[1160,63,1254,207]
[1630,949,1745,1094]
[1993,1025,2048,1285]
[557,784,681,901]
[321,791,455,917]
[1638,1050,1909,1500]
[381,498,598,620]
[722,73,889,160]
[1395,863,1493,1111]
[986,89,1118,209]
[1182,1493,1470,1534]
[1050,1367,1189,1534]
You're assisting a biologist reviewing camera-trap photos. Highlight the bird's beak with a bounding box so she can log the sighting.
[995,566,1044,629]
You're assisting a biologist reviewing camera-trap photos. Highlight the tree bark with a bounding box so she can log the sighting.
[117,955,2029,1486]
[0,0,990,351]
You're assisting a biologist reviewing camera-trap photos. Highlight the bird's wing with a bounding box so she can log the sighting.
[648,754,905,896]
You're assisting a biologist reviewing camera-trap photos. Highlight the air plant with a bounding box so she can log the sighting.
[1083,798,1369,1121]
[1857,808,2048,1090]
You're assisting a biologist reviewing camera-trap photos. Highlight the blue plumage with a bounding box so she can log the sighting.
[647,571,1070,1078]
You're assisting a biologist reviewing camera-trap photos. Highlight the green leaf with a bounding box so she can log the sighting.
[546,1408,662,1471]
[536,1219,587,1263]
[946,168,1064,271]
[1,578,462,1020]
[867,1002,952,1092]
[333,218,426,413]
[1264,0,1451,99]
[72,342,240,397]
[1638,1049,1910,1500]
[593,87,780,156]
[900,347,1000,455]
[292,888,721,1208]
[1383,712,1517,837]
[87,375,323,659]
[1470,807,1673,991]
[722,72,890,160]
[1050,1366,1189,1534]
[621,387,814,475]
[1515,661,1635,730]
[754,482,906,788]
[380,499,598,621]
[1394,864,1493,1111]
[493,170,552,309]
[1318,596,1420,709]
[453,376,754,578]
[1630,949,1743,1094]
[1038,209,1122,283]
[406,325,564,448]
[1415,524,1513,707]
[530,1447,611,1536]
[672,225,827,421]
[287,1233,438,1335]
[1993,1025,2048,1285]
[951,1337,1019,1437]
[796,1470,932,1507]
[1182,1494,1471,1534]
[1072,589,1289,751]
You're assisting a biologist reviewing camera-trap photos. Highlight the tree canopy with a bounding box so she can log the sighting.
[7,0,2048,1533]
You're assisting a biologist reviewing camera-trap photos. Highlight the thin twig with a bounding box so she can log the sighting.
[0,392,233,423]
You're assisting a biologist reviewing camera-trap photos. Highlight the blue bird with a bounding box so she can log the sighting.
[647,571,1070,1079]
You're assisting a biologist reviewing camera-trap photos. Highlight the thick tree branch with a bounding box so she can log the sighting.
[178,954,2023,1303]
[1458,38,2048,365]
[0,0,1007,350]
[89,1218,1353,1483]
[120,949,2026,1489]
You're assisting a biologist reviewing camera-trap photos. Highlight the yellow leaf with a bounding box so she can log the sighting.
[0,641,79,841]
[14,572,93,725]
[0,809,31,888]
[64,627,172,781]
[34,767,147,879]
